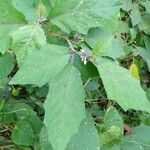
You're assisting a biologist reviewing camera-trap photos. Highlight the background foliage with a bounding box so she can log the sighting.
[0,0,150,150]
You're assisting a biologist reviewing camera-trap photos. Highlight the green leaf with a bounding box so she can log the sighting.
[121,125,150,150]
[11,103,43,134]
[50,0,120,34]
[66,116,100,150]
[144,35,150,50]
[0,53,14,81]
[138,47,150,71]
[10,44,70,87]
[101,126,121,146]
[96,57,150,112]
[0,104,15,124]
[121,0,133,11]
[0,25,20,54]
[130,6,141,26]
[0,0,24,54]
[12,0,51,21]
[12,0,40,21]
[0,0,24,24]
[100,15,119,34]
[74,55,99,82]
[44,64,86,150]
[99,107,123,147]
[101,125,150,150]
[101,145,120,150]
[85,29,125,59]
[50,0,57,7]
[11,23,46,66]
[40,126,53,150]
[0,100,5,111]
[103,107,123,132]
[145,1,150,14]
[138,14,150,35]
[11,120,34,146]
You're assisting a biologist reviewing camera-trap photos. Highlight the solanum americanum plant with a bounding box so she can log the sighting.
[0,0,150,150]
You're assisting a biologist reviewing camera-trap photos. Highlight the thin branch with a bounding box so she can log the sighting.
[66,38,76,52]
[48,32,67,40]
[66,37,79,64]
[11,99,45,103]
[0,144,15,149]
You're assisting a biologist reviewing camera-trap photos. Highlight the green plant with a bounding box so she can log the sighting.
[0,0,150,150]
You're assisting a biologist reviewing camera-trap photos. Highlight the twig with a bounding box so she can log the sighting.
[11,99,45,103]
[83,78,91,88]
[0,143,15,149]
[48,32,67,40]
[66,37,79,64]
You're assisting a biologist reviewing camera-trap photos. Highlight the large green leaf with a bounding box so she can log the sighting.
[0,53,14,81]
[96,57,150,113]
[10,44,70,87]
[0,0,24,54]
[44,64,86,150]
[50,0,120,34]
[11,23,46,66]
[12,0,51,21]
[66,116,100,150]
[0,0,24,24]
[12,0,39,21]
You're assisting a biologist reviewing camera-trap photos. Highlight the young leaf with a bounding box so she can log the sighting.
[44,64,86,150]
[85,29,125,59]
[96,57,150,113]
[50,0,120,34]
[99,107,123,147]
[11,23,46,66]
[103,107,123,132]
[10,44,70,87]
[37,2,46,18]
